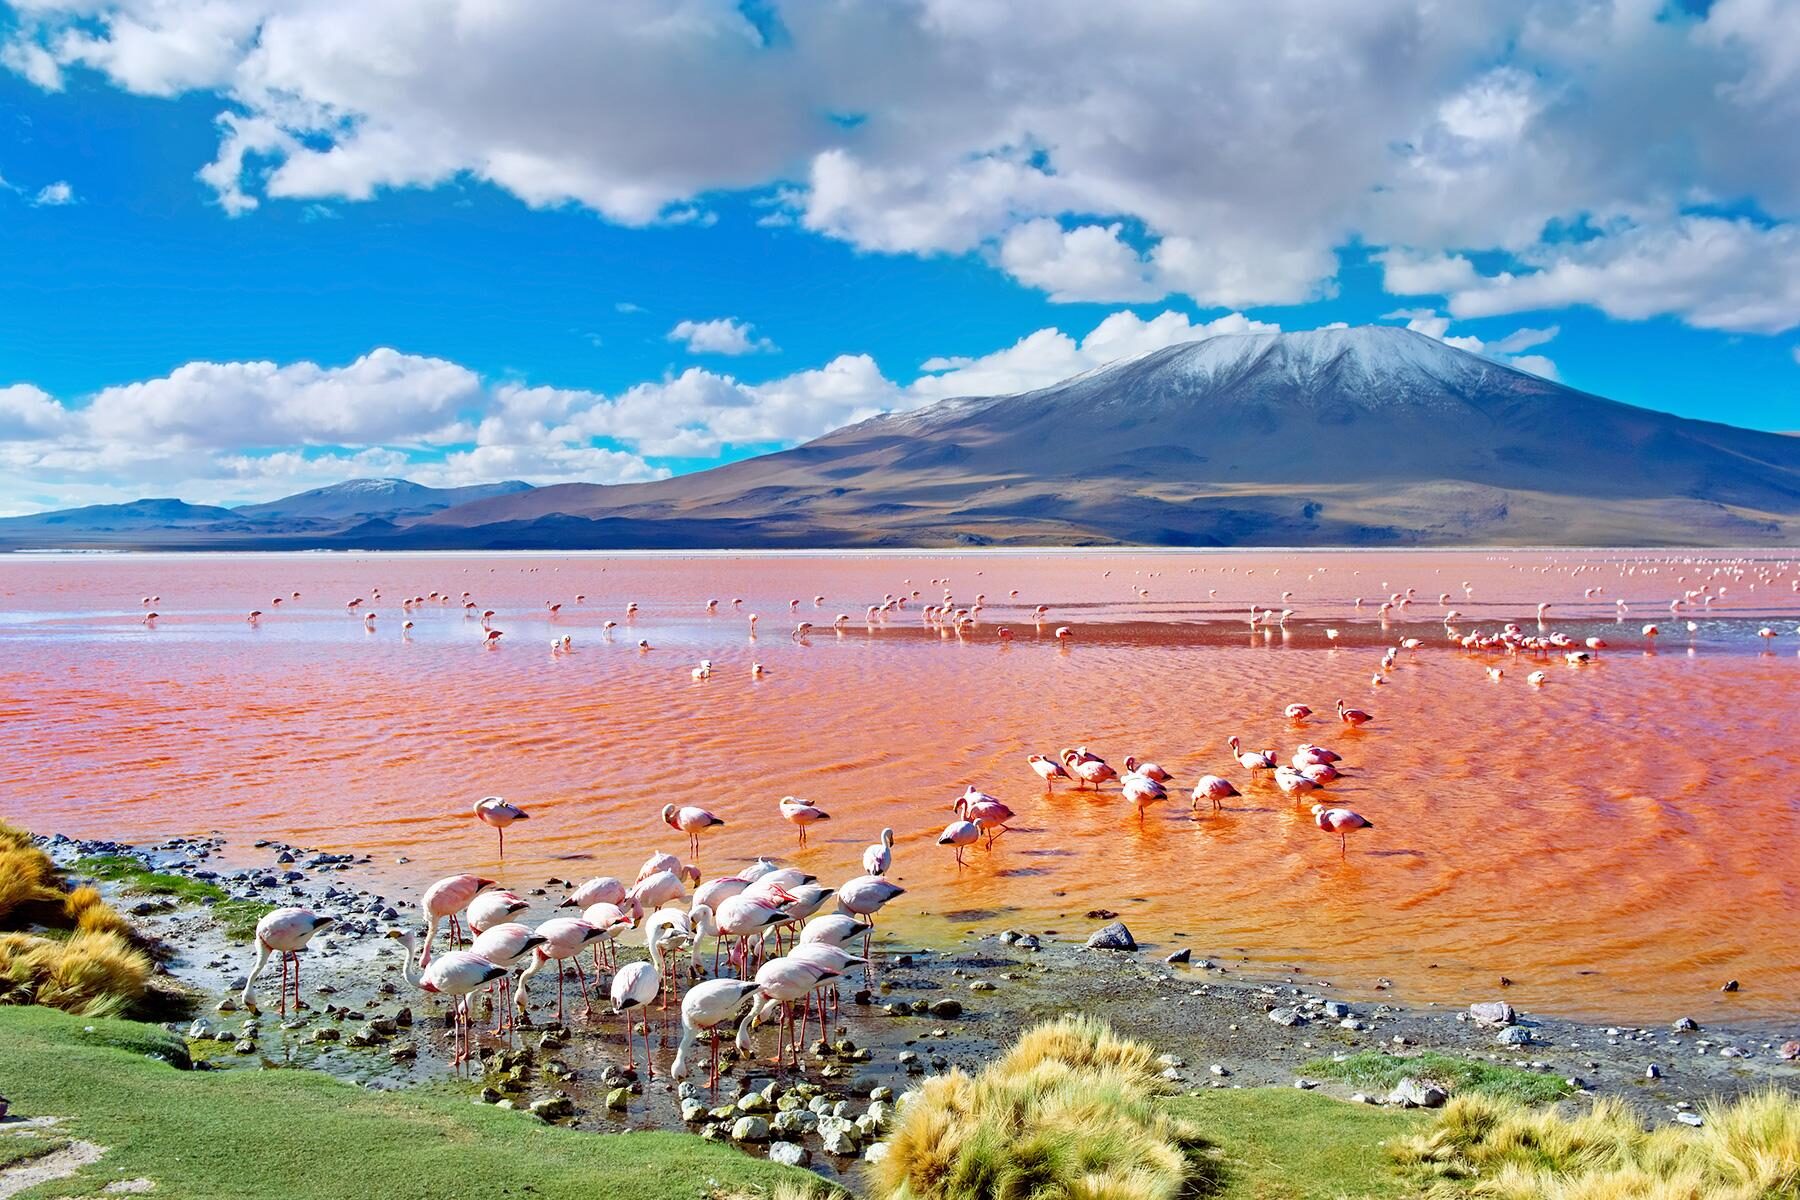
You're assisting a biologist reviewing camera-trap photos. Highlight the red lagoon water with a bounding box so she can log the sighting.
[2,550,1798,1027]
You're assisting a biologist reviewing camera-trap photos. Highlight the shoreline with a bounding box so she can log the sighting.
[37,829,1800,1180]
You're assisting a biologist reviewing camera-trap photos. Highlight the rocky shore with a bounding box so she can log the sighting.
[37,830,1800,1183]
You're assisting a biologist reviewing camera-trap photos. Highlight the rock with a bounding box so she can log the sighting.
[821,1125,862,1155]
[1674,1112,1704,1127]
[1720,979,1739,993]
[1158,1054,1185,1068]
[310,1028,341,1043]
[1673,1017,1699,1032]
[1495,1026,1533,1046]
[870,1086,893,1101]
[1390,1077,1449,1109]
[1780,1041,1799,1062]
[864,1141,890,1166]
[529,1096,574,1121]
[768,1141,810,1167]
[1645,1064,1663,1079]
[1086,922,1137,951]
[1322,1000,1351,1019]
[969,980,995,992]
[681,1099,707,1123]
[1209,1064,1230,1077]
[771,1110,808,1134]
[928,999,963,1019]
[1293,1078,1318,1090]
[1165,948,1191,964]
[604,1087,631,1110]
[233,1038,256,1054]
[1469,1001,1516,1027]
[867,1100,892,1127]
[387,1041,417,1061]
[1267,1007,1308,1027]
[731,1116,771,1143]
[737,1092,770,1113]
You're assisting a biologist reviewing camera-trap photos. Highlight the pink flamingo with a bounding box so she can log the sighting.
[1028,753,1072,791]
[472,796,528,857]
[1284,703,1313,721]
[1228,736,1276,771]
[835,876,903,969]
[389,932,507,1069]
[939,818,980,867]
[712,894,793,976]
[1293,744,1341,766]
[863,828,895,876]
[1060,748,1118,790]
[1312,805,1374,858]
[515,918,607,1022]
[1122,756,1171,782]
[779,796,830,845]
[1336,699,1374,726]
[559,876,626,910]
[750,956,840,1070]
[662,804,725,862]
[470,922,548,1030]
[955,787,1015,845]
[1191,775,1239,811]
[670,978,760,1089]
[420,874,495,964]
[240,907,335,1014]
[466,890,529,934]
[1121,772,1168,822]
[610,959,661,1075]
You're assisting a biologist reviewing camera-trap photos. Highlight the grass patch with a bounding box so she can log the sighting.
[871,1014,1216,1199]
[213,898,277,941]
[0,1005,826,1199]
[71,855,228,904]
[1395,1089,1800,1199]
[1165,1089,1421,1200]
[2,824,155,1018]
[1304,1050,1574,1105]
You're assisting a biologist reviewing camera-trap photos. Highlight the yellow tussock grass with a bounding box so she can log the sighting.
[869,1015,1210,1200]
[0,929,151,1017]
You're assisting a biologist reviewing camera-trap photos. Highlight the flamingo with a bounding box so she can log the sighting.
[630,868,693,913]
[420,874,495,963]
[1121,772,1168,822]
[955,787,1015,844]
[750,957,840,1070]
[836,876,904,966]
[1060,748,1117,790]
[472,796,528,857]
[1228,737,1276,771]
[1294,743,1341,765]
[389,932,507,1069]
[863,827,895,876]
[1054,626,1074,641]
[1122,755,1171,782]
[662,803,725,862]
[559,876,627,910]
[1312,805,1374,859]
[1336,698,1374,726]
[582,902,635,972]
[711,894,792,977]
[240,908,335,1015]
[1191,775,1239,811]
[1284,703,1313,722]
[779,796,831,845]
[1027,753,1072,791]
[466,890,530,934]
[670,978,760,1089]
[610,960,661,1075]
[1273,766,1320,797]
[470,922,548,1030]
[939,818,981,867]
[515,918,607,1022]
[1527,670,1548,686]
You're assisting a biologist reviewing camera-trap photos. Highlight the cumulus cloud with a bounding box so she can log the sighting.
[1381,309,1561,378]
[4,1,1796,328]
[31,180,73,206]
[0,308,1270,510]
[668,317,776,356]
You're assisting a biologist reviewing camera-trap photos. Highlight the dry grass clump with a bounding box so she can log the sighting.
[1396,1089,1800,1200]
[0,837,62,924]
[0,930,152,1017]
[869,1015,1212,1200]
[65,884,133,936]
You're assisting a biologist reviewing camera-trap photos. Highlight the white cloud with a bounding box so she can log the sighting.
[31,180,73,206]
[5,1,1795,327]
[0,307,1273,509]
[668,317,776,356]
[1381,309,1560,379]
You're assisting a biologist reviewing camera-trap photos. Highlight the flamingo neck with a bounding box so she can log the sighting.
[241,939,272,1007]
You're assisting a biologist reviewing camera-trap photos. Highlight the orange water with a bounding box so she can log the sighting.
[3,550,1797,1027]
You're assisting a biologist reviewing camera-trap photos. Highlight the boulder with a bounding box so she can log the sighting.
[1390,1077,1449,1108]
[1086,922,1137,951]
[1267,1007,1308,1027]
[1469,1001,1515,1027]
[1495,1026,1533,1046]
[731,1116,771,1143]
[768,1141,810,1167]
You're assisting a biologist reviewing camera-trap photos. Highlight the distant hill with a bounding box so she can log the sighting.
[233,478,533,523]
[4,328,1798,548]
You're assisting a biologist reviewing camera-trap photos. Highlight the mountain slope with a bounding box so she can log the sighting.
[421,326,1800,546]
[233,478,533,522]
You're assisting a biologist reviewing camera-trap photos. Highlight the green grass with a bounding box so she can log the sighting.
[0,1005,825,1200]
[1302,1050,1575,1105]
[1168,1089,1421,1200]
[70,856,273,939]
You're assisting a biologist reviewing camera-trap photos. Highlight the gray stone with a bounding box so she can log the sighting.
[1086,922,1137,951]
[768,1141,810,1167]
[1390,1077,1449,1108]
[1674,1112,1704,1127]
[1495,1026,1533,1046]
[528,1095,574,1120]
[1165,948,1191,964]
[1267,1007,1308,1027]
[736,1091,770,1113]
[1673,1017,1699,1032]
[1469,1001,1516,1027]
[928,999,963,1019]
[821,1125,861,1155]
[681,1098,707,1123]
[1321,1001,1351,1019]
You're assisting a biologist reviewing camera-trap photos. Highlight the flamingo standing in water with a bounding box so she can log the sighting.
[515,918,607,1022]
[1284,703,1313,722]
[749,956,840,1070]
[1191,774,1239,811]
[472,796,528,857]
[670,978,760,1089]
[241,907,335,1014]
[1061,748,1118,790]
[1312,805,1374,858]
[837,875,904,967]
[421,874,495,963]
[863,827,895,876]
[779,796,830,845]
[1336,699,1374,726]
[662,804,725,862]
[389,931,507,1069]
[469,922,548,1031]
[466,890,529,934]
[1228,737,1276,772]
[1027,753,1072,791]
[559,876,626,912]
[938,818,980,867]
[955,787,1015,844]
[1122,755,1171,782]
[610,959,661,1075]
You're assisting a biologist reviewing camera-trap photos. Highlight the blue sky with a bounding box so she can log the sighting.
[1,1,1798,514]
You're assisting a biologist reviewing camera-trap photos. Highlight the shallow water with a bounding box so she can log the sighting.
[3,549,1797,1027]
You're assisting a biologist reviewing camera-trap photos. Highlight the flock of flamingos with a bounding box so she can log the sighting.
[215,555,1800,1084]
